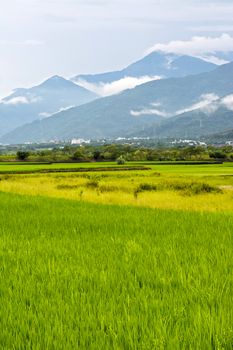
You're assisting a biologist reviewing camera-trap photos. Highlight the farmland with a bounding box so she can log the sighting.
[1,162,233,212]
[0,161,233,348]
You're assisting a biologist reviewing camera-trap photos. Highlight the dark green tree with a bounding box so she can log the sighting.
[16,151,30,161]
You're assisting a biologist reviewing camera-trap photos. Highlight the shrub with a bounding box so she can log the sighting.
[93,151,102,161]
[134,183,158,197]
[116,156,126,165]
[209,151,227,160]
[185,183,222,196]
[138,183,157,192]
[72,150,85,161]
[167,182,222,196]
[16,151,30,161]
[86,179,99,189]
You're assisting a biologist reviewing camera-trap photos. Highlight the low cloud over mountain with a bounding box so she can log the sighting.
[0,76,97,137]
[146,34,233,65]
[2,61,233,144]
[76,76,162,97]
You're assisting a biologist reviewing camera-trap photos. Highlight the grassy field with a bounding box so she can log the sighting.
[1,162,233,212]
[0,161,137,174]
[0,161,232,173]
[0,161,233,348]
[0,192,233,349]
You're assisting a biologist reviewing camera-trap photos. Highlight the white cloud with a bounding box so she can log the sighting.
[175,93,233,115]
[0,96,29,105]
[176,93,220,115]
[75,76,161,96]
[173,92,233,116]
[0,94,41,105]
[147,34,233,64]
[201,102,219,114]
[198,55,229,65]
[39,112,52,118]
[150,102,161,107]
[39,105,74,118]
[55,105,75,113]
[131,108,168,118]
[1,0,233,97]
[130,93,221,118]
[222,94,233,111]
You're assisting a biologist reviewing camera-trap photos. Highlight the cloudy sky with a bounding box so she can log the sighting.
[0,0,233,97]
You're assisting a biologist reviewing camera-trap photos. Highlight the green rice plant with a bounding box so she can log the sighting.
[0,192,232,349]
[0,161,232,212]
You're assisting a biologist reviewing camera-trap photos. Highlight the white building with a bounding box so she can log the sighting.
[71,138,90,145]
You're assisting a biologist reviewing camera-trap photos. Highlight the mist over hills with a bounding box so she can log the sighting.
[2,61,233,144]
[130,96,233,139]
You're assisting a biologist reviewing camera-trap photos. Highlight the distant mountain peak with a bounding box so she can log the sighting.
[50,75,64,80]
[0,75,98,138]
[72,51,218,94]
[39,75,76,88]
[3,60,233,144]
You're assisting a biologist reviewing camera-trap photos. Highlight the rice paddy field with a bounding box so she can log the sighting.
[0,161,233,349]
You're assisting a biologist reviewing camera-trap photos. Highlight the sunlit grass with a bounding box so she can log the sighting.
[0,163,233,348]
[0,192,232,349]
[0,164,233,212]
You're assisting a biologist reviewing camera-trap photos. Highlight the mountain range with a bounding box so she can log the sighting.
[129,95,233,139]
[72,52,217,91]
[1,61,233,144]
[0,50,233,144]
[0,76,97,137]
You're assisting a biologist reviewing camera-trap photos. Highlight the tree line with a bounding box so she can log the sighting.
[1,144,233,162]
